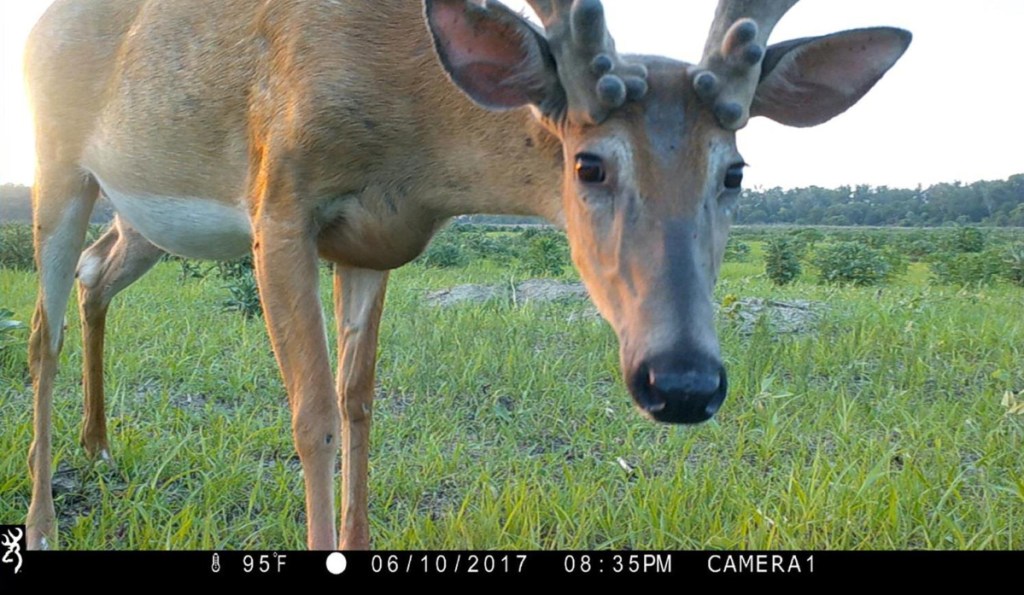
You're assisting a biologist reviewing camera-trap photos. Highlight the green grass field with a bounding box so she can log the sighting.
[1,235,1023,550]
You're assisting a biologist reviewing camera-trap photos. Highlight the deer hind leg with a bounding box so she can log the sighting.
[252,196,340,550]
[333,265,388,550]
[27,167,99,550]
[77,216,165,462]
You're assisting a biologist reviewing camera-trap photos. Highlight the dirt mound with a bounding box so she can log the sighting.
[513,279,588,303]
[426,280,587,307]
[424,284,503,307]
[724,298,821,335]
[426,282,822,334]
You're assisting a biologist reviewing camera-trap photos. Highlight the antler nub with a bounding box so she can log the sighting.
[693,19,768,128]
[693,1,799,130]
[596,74,627,108]
[526,0,649,123]
[571,0,606,49]
[591,54,613,75]
[722,19,759,58]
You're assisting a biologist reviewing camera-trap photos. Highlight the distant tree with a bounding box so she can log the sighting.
[1,184,115,224]
[733,174,1024,227]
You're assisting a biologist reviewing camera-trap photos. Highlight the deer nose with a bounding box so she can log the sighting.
[629,357,728,424]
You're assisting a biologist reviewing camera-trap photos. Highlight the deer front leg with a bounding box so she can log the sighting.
[252,215,340,550]
[333,265,388,550]
[27,169,98,550]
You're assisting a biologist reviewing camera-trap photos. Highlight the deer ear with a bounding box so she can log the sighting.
[751,27,911,128]
[425,0,560,111]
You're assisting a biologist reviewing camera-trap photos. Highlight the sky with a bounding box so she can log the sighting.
[1,1,1022,190]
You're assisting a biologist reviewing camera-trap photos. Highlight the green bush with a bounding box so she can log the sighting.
[169,255,210,282]
[461,230,516,261]
[724,240,751,263]
[208,256,261,318]
[904,238,939,262]
[416,231,470,269]
[0,224,35,271]
[216,256,255,281]
[220,270,262,319]
[518,232,570,277]
[521,227,540,240]
[813,241,895,286]
[0,308,27,376]
[1,223,107,272]
[764,237,802,286]
[946,226,986,253]
[787,229,823,260]
[880,245,909,279]
[1003,243,1024,287]
[929,250,1004,287]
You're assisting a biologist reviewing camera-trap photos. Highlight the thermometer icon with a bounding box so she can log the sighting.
[212,553,221,573]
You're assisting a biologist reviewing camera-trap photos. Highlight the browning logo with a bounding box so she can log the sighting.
[1,525,25,575]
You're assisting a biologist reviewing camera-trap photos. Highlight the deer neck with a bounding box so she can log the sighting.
[342,1,565,224]
[420,106,565,223]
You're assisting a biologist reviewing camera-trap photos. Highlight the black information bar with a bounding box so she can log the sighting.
[3,550,1021,585]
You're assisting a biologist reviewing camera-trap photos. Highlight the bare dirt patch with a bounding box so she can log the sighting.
[724,298,822,335]
[426,279,588,307]
[427,281,822,334]
[513,279,588,303]
[423,278,589,307]
[425,284,503,307]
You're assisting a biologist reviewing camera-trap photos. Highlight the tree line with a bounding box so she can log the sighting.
[735,175,1024,227]
[1,184,114,224]
[4,174,1024,227]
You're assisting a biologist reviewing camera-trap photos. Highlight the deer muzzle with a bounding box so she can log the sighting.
[629,350,727,424]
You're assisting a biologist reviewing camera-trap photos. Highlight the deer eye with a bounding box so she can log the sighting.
[724,163,745,190]
[575,153,606,184]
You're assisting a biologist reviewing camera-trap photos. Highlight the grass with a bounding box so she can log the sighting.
[1,236,1023,550]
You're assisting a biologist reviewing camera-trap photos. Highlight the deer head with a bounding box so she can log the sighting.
[425,0,911,423]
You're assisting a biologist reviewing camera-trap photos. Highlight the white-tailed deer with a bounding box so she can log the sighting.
[24,0,910,549]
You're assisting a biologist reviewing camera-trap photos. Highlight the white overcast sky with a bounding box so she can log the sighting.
[1,1,1022,189]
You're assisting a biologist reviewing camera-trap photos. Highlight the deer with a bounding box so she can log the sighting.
[23,0,911,550]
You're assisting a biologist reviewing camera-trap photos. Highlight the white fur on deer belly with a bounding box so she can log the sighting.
[100,182,252,260]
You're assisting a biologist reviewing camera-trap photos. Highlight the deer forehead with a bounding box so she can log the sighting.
[565,58,739,205]
[579,58,734,148]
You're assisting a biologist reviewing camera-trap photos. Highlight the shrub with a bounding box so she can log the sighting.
[724,240,751,263]
[946,226,986,253]
[787,229,824,259]
[461,230,516,261]
[220,269,262,318]
[215,256,254,281]
[212,256,262,318]
[171,256,210,282]
[518,232,571,277]
[416,231,469,268]
[0,223,107,272]
[904,238,939,262]
[929,249,1004,287]
[880,245,909,279]
[1003,243,1024,287]
[813,241,895,286]
[764,237,802,286]
[0,308,27,376]
[0,224,35,271]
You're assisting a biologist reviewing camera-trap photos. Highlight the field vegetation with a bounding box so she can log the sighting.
[1,223,1022,549]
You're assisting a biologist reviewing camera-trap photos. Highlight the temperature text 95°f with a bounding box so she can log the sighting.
[243,553,287,574]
